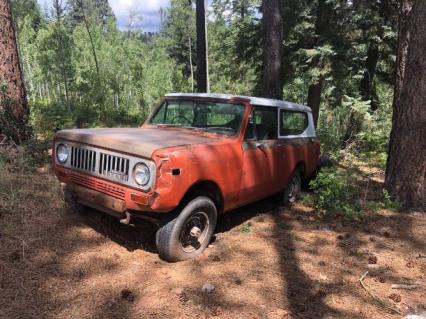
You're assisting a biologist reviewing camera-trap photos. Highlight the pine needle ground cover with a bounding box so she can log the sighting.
[0,147,424,318]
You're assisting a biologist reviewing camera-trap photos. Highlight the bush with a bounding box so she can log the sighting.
[0,139,50,172]
[309,167,361,219]
[30,101,74,138]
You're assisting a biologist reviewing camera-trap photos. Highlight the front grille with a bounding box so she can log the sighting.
[69,146,130,182]
[99,153,130,182]
[70,146,96,172]
[70,173,126,200]
[56,140,154,191]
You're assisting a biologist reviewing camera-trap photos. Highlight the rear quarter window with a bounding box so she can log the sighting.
[280,110,308,136]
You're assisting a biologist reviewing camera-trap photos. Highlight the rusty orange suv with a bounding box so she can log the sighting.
[53,93,320,261]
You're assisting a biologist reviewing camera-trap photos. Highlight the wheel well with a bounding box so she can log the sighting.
[295,162,306,178]
[181,181,224,213]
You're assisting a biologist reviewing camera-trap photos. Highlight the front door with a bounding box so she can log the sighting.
[239,106,282,205]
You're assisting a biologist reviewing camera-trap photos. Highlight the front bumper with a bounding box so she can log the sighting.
[55,166,161,213]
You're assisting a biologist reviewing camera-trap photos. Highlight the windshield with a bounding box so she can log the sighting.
[149,99,245,136]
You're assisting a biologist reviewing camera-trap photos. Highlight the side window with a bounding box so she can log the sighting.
[244,106,278,140]
[280,110,308,136]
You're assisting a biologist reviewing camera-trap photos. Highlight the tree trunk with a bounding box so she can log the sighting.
[78,0,100,83]
[54,0,71,111]
[188,37,194,92]
[359,43,379,110]
[385,0,426,211]
[0,0,31,143]
[196,0,207,93]
[261,0,283,100]
[307,77,323,128]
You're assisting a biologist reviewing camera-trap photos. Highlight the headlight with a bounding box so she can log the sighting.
[133,163,150,186]
[56,143,69,163]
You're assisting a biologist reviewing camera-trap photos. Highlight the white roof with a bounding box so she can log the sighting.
[165,93,312,112]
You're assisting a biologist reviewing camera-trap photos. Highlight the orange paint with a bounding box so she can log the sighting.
[53,95,320,216]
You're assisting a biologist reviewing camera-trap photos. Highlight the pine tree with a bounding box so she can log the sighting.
[385,0,426,211]
[196,0,208,92]
[261,0,283,99]
[66,0,114,29]
[0,0,31,143]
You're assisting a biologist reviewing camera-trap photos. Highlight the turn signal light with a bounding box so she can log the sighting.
[130,193,149,205]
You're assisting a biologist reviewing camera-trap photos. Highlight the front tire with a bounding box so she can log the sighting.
[156,196,217,262]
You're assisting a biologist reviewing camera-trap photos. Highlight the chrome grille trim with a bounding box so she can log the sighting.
[99,152,130,182]
[70,146,97,172]
[55,140,156,191]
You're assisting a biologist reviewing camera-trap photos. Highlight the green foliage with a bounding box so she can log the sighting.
[0,139,49,171]
[317,95,372,154]
[309,167,361,219]
[0,80,8,94]
[8,0,397,170]
[241,223,251,233]
[12,1,188,134]
[381,189,401,211]
[278,222,290,230]
[22,139,51,167]
[365,190,401,212]
[30,101,74,138]
[209,0,261,95]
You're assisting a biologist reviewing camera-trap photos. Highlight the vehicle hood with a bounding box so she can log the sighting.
[55,127,219,158]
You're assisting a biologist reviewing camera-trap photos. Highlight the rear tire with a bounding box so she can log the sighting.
[156,196,217,262]
[282,170,302,206]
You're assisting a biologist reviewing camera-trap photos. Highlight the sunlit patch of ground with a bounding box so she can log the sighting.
[0,162,425,319]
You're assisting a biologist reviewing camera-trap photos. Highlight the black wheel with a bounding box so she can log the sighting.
[282,170,302,206]
[156,196,217,262]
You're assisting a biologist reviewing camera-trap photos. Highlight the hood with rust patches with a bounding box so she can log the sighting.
[55,127,219,158]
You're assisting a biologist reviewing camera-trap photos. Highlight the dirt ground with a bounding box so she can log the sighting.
[0,164,425,319]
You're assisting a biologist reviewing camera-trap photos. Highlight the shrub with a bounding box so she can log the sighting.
[30,101,74,138]
[309,167,361,219]
[0,139,50,172]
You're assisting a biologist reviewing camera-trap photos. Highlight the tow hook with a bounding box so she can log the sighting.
[120,211,131,225]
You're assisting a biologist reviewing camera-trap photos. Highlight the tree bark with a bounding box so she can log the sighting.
[261,0,283,100]
[196,0,207,93]
[77,0,100,83]
[359,43,379,110]
[0,0,31,143]
[188,37,194,92]
[307,77,323,128]
[54,0,71,111]
[385,0,426,211]
[306,0,327,127]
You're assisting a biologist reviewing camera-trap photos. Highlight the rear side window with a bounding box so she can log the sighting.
[280,110,308,136]
[245,106,278,140]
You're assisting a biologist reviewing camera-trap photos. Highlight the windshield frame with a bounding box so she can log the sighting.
[145,97,247,137]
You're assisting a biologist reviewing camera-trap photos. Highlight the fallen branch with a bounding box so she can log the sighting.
[0,134,7,145]
[359,271,402,315]
[391,284,421,290]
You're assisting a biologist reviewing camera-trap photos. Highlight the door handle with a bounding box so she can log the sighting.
[255,142,265,148]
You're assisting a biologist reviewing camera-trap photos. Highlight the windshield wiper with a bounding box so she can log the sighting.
[181,126,205,132]
[156,123,183,128]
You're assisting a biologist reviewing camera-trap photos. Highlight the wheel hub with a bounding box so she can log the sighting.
[180,212,209,253]
[190,226,202,238]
